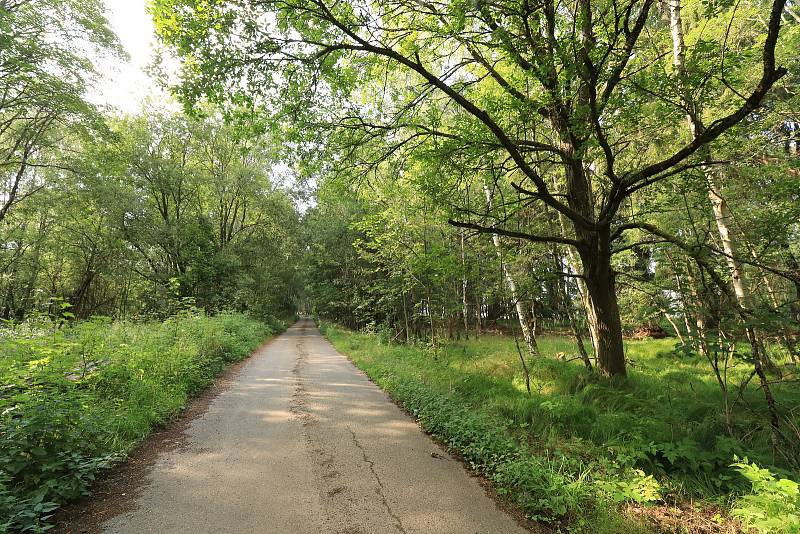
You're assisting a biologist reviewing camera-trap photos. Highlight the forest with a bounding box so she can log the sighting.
[1,0,800,532]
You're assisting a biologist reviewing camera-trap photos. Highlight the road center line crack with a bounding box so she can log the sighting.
[347,426,407,534]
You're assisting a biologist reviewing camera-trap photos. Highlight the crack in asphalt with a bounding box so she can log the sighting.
[290,333,316,428]
[292,333,359,533]
[347,427,407,534]
[294,327,405,534]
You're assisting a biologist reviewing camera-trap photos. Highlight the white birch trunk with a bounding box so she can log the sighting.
[668,0,751,312]
[482,181,539,357]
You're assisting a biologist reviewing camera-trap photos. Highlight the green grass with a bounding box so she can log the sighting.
[0,311,283,533]
[321,324,800,533]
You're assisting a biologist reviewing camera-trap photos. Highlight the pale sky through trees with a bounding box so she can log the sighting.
[89,0,170,114]
[88,0,299,194]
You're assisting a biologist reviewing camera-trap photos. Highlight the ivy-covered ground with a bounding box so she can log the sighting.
[321,324,800,534]
[0,312,282,532]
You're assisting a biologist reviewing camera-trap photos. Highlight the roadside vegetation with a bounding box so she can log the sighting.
[0,312,283,532]
[322,324,799,533]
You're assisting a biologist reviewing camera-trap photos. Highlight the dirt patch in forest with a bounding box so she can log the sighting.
[625,502,742,534]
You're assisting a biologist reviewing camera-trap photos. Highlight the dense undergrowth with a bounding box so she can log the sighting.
[321,323,800,533]
[0,312,282,532]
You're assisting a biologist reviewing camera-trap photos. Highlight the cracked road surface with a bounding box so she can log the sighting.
[101,319,528,534]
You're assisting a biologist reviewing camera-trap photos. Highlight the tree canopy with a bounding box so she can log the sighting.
[150,0,797,378]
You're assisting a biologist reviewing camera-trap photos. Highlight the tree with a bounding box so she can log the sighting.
[0,104,304,321]
[153,0,792,377]
[0,0,120,222]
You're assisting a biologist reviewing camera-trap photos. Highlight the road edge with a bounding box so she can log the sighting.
[52,333,284,534]
[315,323,546,534]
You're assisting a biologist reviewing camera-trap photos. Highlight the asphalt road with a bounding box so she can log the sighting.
[101,319,527,534]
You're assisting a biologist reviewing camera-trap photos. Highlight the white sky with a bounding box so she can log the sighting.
[86,1,301,196]
[88,0,172,114]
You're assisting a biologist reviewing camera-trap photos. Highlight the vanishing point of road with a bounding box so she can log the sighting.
[99,319,528,533]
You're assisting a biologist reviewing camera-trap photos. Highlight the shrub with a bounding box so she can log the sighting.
[731,458,800,534]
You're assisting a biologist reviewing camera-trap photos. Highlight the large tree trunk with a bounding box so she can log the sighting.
[555,149,626,376]
[578,233,627,377]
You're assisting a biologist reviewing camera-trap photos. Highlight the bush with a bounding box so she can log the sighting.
[731,458,800,534]
[0,312,276,532]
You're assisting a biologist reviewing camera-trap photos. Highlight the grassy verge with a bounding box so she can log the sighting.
[320,323,800,533]
[0,312,283,532]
